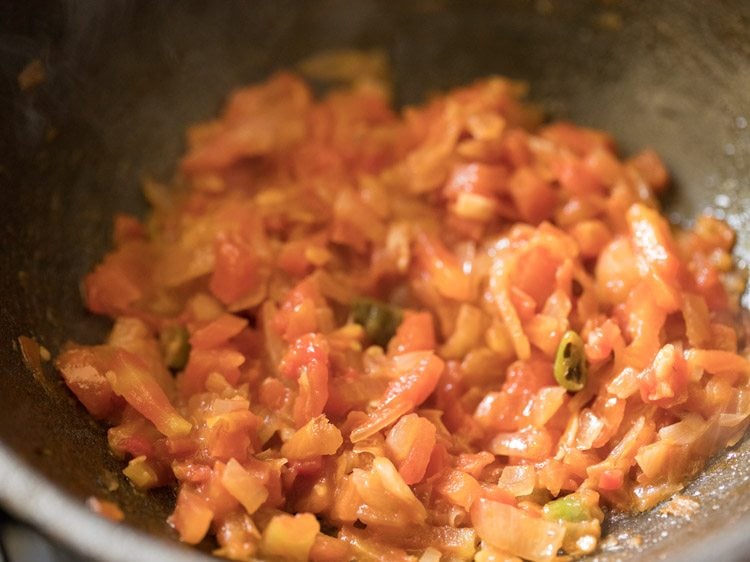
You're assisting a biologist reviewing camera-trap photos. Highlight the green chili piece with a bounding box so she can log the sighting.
[351,297,403,348]
[554,330,587,392]
[543,494,592,523]
[160,325,191,370]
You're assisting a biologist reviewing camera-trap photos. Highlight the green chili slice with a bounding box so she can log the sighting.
[351,297,403,348]
[160,325,191,371]
[543,493,592,523]
[554,330,587,392]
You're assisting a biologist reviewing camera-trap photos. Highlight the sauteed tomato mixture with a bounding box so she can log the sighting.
[56,73,750,561]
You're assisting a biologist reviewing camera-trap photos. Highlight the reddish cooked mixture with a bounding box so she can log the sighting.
[57,73,750,561]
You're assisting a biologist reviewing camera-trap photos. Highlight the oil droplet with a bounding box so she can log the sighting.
[714,194,731,208]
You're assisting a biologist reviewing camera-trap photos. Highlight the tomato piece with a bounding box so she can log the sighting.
[640,344,689,407]
[86,497,125,523]
[444,162,509,199]
[190,313,248,349]
[595,236,641,305]
[626,203,683,310]
[104,348,192,438]
[554,155,603,197]
[387,311,436,355]
[280,333,330,428]
[107,409,160,458]
[385,413,437,485]
[628,148,669,193]
[209,232,258,305]
[113,213,146,245]
[413,232,474,301]
[509,246,559,310]
[169,486,214,544]
[508,167,557,224]
[598,469,624,491]
[179,348,245,398]
[623,281,667,368]
[55,346,123,420]
[436,469,483,511]
[84,241,153,316]
[273,278,326,342]
[349,352,444,442]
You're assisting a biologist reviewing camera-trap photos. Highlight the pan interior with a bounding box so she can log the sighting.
[0,1,748,561]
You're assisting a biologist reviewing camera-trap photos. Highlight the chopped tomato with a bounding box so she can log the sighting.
[387,311,436,355]
[209,232,259,305]
[385,413,437,484]
[280,333,330,428]
[350,352,444,442]
[413,232,474,301]
[104,348,192,438]
[56,346,123,420]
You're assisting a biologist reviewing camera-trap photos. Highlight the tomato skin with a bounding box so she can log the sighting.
[387,311,436,355]
[280,333,331,428]
[349,352,444,443]
[273,278,325,342]
[55,346,124,420]
[104,348,193,439]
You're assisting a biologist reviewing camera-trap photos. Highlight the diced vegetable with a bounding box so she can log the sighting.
[260,513,320,561]
[543,491,601,523]
[471,498,566,562]
[103,349,192,438]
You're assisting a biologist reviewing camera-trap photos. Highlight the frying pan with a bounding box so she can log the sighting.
[1,1,749,561]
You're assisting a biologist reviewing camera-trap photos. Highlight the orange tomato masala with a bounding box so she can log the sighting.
[56,73,750,561]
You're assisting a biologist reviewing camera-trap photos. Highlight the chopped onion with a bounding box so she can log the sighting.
[658,413,708,446]
[419,547,443,562]
[471,498,565,562]
[499,465,536,497]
